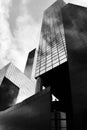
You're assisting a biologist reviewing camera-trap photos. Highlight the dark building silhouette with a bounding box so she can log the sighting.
[35,1,87,130]
[24,49,36,79]
[0,63,36,105]
[62,3,87,130]
[0,77,19,111]
[0,88,51,130]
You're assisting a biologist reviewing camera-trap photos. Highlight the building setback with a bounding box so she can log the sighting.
[0,63,36,107]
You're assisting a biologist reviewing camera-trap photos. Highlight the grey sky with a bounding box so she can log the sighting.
[0,0,87,72]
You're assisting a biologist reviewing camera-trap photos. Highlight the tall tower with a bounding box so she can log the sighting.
[35,0,66,78]
[24,49,36,79]
[35,0,70,130]
[62,3,87,130]
[35,1,87,130]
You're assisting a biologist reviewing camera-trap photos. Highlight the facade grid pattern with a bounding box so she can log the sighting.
[51,111,67,130]
[35,26,67,77]
[35,1,67,78]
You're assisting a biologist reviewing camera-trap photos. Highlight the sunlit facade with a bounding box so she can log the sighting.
[0,63,36,104]
[24,49,36,79]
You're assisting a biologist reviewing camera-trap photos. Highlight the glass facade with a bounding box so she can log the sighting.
[51,111,67,130]
[35,0,67,77]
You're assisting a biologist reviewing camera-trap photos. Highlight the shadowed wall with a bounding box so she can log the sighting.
[0,77,19,111]
[0,88,51,130]
[62,3,87,130]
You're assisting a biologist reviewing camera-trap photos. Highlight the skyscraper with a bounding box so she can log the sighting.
[62,3,87,130]
[35,0,70,130]
[35,0,66,78]
[35,1,87,130]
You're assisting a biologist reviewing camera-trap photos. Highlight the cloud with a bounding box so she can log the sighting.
[0,0,12,68]
[0,0,87,72]
[0,0,41,72]
[64,0,87,7]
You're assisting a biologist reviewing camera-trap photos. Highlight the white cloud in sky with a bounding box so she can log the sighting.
[0,0,41,72]
[0,0,87,72]
[0,0,12,67]
[64,0,87,7]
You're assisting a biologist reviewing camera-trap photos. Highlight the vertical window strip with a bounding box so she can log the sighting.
[59,24,67,59]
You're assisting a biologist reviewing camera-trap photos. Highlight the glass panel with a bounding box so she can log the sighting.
[52,49,57,54]
[58,49,65,54]
[46,55,51,60]
[40,69,45,75]
[40,66,45,71]
[41,63,45,68]
[53,62,59,68]
[52,56,58,61]
[58,46,64,51]
[60,58,67,64]
[59,55,66,60]
[46,66,52,71]
[61,120,66,128]
[52,53,58,58]
[61,128,67,130]
[60,112,66,119]
[35,68,40,72]
[59,52,66,57]
[46,62,52,67]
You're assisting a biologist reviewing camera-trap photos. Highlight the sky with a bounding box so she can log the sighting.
[0,0,87,72]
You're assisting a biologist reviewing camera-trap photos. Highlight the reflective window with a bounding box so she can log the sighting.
[60,58,67,64]
[40,65,45,70]
[46,66,52,71]
[46,62,52,67]
[53,62,59,68]
[40,69,45,75]
[52,56,58,61]
[59,52,66,57]
[59,55,66,60]
[59,49,65,54]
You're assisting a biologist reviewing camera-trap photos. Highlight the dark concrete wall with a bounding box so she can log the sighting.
[62,4,87,130]
[0,77,19,111]
[0,88,51,130]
